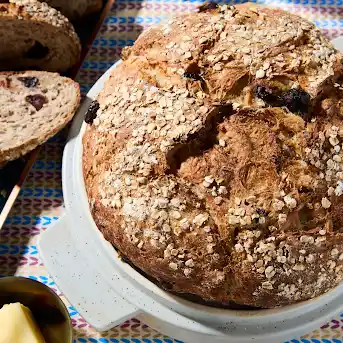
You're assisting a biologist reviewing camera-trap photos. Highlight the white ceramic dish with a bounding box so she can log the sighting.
[39,37,343,343]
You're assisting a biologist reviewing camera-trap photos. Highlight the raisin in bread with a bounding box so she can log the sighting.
[0,71,80,165]
[0,0,81,72]
[83,3,343,308]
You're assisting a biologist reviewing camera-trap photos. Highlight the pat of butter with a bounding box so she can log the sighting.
[0,303,46,343]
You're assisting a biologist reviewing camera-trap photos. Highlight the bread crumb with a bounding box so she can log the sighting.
[184,268,192,276]
[265,266,275,279]
[219,139,226,147]
[169,262,178,270]
[278,213,287,224]
[255,69,265,78]
[185,259,195,267]
[170,210,181,219]
[284,195,297,209]
[262,281,273,290]
[321,197,331,209]
[331,248,339,257]
[214,196,223,205]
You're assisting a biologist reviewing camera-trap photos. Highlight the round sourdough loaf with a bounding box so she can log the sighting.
[83,3,343,308]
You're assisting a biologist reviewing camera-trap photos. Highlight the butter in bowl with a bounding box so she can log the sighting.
[0,277,72,343]
[0,303,46,343]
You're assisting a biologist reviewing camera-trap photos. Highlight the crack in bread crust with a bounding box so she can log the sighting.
[166,104,233,174]
[83,4,343,308]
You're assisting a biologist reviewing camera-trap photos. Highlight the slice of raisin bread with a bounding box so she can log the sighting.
[44,0,103,21]
[0,0,81,72]
[0,71,80,165]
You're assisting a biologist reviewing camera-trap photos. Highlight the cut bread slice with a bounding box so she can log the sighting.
[0,71,80,165]
[0,0,81,72]
[0,0,103,21]
[44,0,103,21]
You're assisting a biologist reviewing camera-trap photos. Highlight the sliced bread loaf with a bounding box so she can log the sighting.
[0,71,80,165]
[0,0,81,72]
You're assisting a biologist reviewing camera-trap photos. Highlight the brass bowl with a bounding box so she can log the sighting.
[0,276,73,343]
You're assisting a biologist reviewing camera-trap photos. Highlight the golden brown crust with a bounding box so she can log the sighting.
[44,0,103,20]
[2,1,80,43]
[83,4,343,308]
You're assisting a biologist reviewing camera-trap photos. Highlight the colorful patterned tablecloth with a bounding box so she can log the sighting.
[2,0,343,342]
